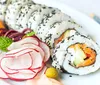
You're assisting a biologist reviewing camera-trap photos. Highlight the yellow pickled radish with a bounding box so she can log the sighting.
[45,67,59,79]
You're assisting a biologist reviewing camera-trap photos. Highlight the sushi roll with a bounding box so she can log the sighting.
[5,1,30,29]
[27,6,57,33]
[15,2,41,32]
[52,29,100,75]
[36,9,70,42]
[44,20,81,48]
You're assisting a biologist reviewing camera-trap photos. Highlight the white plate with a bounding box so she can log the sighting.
[7,0,100,85]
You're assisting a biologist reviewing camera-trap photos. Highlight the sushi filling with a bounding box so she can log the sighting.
[54,29,76,46]
[68,43,96,68]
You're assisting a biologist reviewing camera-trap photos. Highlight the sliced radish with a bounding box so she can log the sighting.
[2,48,34,70]
[36,66,47,77]
[7,42,20,51]
[29,51,43,69]
[19,70,36,74]
[8,32,25,42]
[7,37,39,51]
[4,30,18,37]
[39,42,50,62]
[6,47,33,56]
[0,36,51,80]
[6,54,32,70]
[22,28,33,34]
[0,79,12,85]
[1,66,18,74]
[21,37,39,46]
[31,63,46,79]
[31,36,41,42]
[7,47,44,63]
[0,53,17,75]
[0,52,9,78]
[7,70,36,80]
[22,44,45,58]
[0,57,18,74]
[0,68,8,78]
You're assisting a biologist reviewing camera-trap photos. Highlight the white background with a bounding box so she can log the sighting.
[58,0,100,17]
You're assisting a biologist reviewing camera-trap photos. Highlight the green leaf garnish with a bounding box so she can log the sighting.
[0,36,13,52]
[26,31,35,37]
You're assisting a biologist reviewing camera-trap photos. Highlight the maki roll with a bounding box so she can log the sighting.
[15,2,41,32]
[36,9,70,42]
[5,1,30,29]
[27,6,56,33]
[44,19,81,48]
[52,29,100,75]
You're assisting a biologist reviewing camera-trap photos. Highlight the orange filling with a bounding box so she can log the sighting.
[54,29,75,47]
[54,32,64,47]
[69,43,96,68]
[0,20,5,29]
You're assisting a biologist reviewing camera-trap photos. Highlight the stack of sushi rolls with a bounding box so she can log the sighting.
[52,29,100,75]
[1,0,100,76]
[2,0,82,43]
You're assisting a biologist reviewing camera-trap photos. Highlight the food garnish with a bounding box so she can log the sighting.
[0,36,50,80]
[26,31,35,37]
[0,36,13,52]
[45,67,59,79]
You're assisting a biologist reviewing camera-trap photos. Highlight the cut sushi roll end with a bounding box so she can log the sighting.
[68,43,96,68]
[52,29,100,75]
